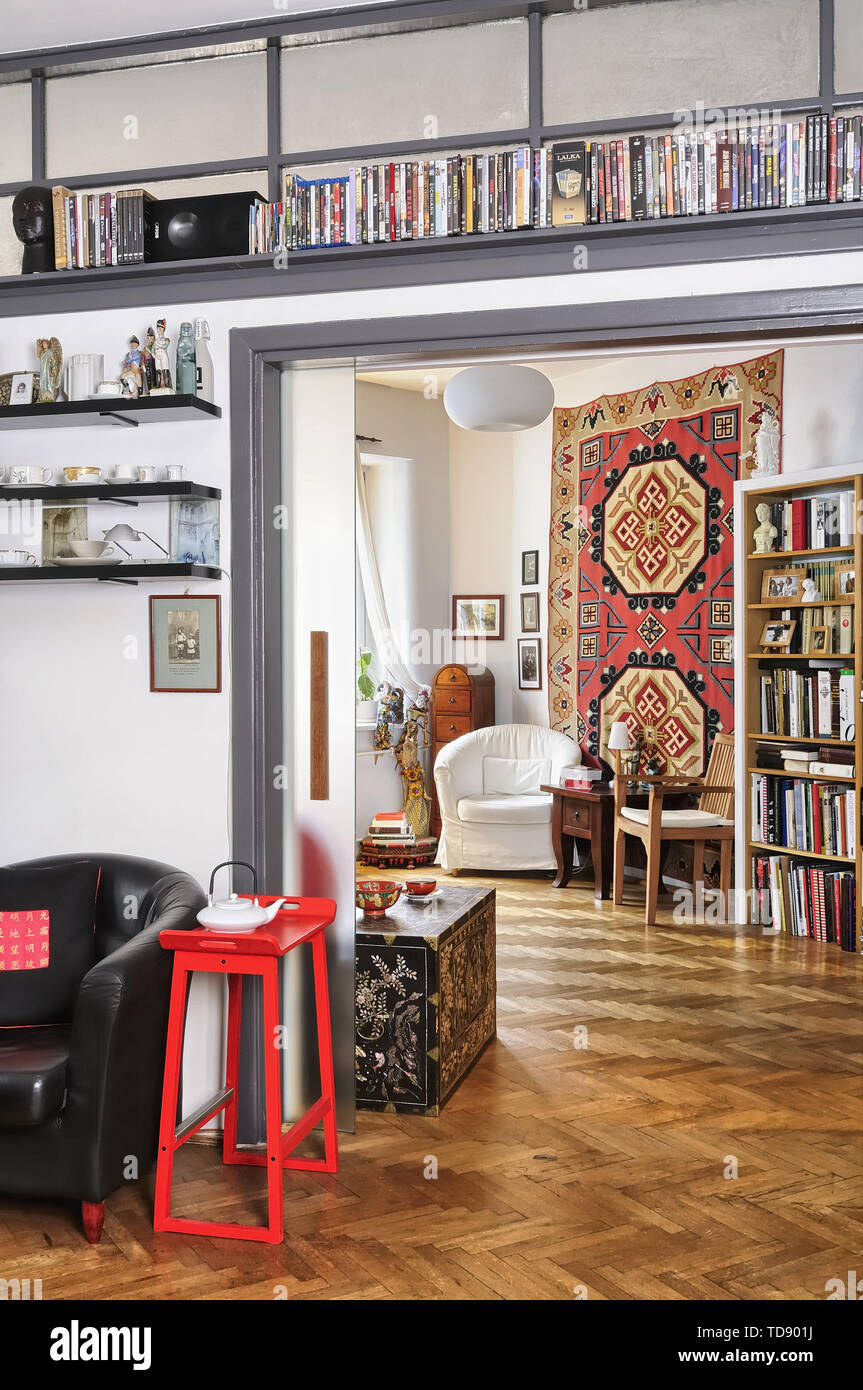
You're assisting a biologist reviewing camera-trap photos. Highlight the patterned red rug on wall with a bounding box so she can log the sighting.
[548,352,784,775]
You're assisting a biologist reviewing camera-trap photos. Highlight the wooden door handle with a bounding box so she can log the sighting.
[310,631,329,800]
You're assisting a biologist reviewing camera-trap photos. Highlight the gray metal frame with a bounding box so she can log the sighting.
[229,282,862,1137]
[1,0,860,279]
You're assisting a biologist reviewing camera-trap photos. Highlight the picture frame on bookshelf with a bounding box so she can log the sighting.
[761,568,803,602]
[837,565,856,596]
[759,619,796,651]
[810,625,830,654]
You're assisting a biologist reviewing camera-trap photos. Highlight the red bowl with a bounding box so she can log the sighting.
[356,879,403,918]
[406,879,437,896]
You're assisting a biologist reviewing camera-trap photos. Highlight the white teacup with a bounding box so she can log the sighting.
[63,466,102,483]
[95,380,123,396]
[165,464,185,481]
[137,465,157,483]
[68,539,114,559]
[0,549,37,565]
[112,464,138,481]
[8,465,52,485]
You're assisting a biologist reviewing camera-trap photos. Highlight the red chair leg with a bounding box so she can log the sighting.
[82,1200,105,1244]
[261,959,285,1244]
[312,932,339,1173]
[153,958,189,1231]
[222,973,243,1164]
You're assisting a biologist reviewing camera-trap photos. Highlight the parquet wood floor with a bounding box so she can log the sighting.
[1,870,860,1300]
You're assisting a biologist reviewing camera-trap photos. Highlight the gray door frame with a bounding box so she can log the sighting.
[229,281,862,1138]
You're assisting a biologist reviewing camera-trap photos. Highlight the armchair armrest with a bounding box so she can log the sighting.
[434,761,461,823]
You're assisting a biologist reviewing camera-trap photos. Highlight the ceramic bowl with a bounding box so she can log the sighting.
[406,879,437,896]
[356,879,403,918]
[68,539,112,558]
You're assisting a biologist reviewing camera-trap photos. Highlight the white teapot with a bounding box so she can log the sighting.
[197,861,289,933]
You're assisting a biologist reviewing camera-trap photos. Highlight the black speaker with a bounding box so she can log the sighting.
[149,190,266,262]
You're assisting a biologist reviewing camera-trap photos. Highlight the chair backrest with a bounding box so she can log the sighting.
[434,723,580,795]
[698,734,735,819]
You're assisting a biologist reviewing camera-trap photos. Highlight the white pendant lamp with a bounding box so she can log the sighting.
[443,364,554,432]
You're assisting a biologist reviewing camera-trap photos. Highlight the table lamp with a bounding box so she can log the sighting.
[102,522,168,558]
[607,720,631,773]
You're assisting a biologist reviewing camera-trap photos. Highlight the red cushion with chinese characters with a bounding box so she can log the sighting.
[0,864,100,1025]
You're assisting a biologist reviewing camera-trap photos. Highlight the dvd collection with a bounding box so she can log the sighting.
[249,111,863,253]
[50,186,155,269]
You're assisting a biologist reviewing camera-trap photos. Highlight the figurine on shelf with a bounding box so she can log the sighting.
[802,578,822,602]
[646,751,664,778]
[752,405,781,478]
[753,502,778,555]
[119,335,144,398]
[11,186,55,275]
[150,319,174,394]
[374,680,394,754]
[35,337,63,403]
[142,328,157,394]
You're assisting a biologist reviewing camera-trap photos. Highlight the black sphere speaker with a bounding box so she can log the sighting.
[149,190,265,262]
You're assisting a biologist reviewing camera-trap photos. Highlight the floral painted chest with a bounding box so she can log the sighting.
[355,885,496,1115]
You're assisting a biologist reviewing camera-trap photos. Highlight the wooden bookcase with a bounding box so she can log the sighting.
[735,466,862,948]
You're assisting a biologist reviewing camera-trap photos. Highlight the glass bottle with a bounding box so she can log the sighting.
[194,318,214,401]
[175,322,197,396]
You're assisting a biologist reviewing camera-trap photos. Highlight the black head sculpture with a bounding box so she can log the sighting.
[12,185,55,274]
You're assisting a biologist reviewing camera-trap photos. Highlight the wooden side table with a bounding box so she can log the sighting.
[542,783,614,900]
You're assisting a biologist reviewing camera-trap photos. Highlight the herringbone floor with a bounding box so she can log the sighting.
[1,870,860,1300]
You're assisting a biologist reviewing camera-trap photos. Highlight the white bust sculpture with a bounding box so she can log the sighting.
[753,407,781,478]
[753,501,777,554]
[802,578,821,602]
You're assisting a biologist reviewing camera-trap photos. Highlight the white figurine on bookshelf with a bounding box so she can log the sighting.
[802,578,821,602]
[753,501,778,554]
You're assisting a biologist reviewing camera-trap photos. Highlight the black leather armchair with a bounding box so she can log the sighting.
[0,853,204,1242]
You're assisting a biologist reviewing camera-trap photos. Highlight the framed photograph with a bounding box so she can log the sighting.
[759,618,796,651]
[452,594,504,640]
[761,568,803,602]
[520,591,540,632]
[517,636,542,690]
[837,565,855,596]
[810,625,830,654]
[149,595,222,692]
[7,372,38,406]
[521,549,539,586]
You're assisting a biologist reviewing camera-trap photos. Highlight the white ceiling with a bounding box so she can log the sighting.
[6,0,386,55]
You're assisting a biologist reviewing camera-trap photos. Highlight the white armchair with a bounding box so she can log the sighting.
[434,724,581,872]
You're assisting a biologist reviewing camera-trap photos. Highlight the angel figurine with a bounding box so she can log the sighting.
[753,406,781,478]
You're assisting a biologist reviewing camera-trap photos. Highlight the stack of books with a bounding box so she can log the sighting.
[751,772,857,859]
[756,490,855,551]
[249,109,863,254]
[755,743,856,779]
[759,666,855,737]
[50,187,155,269]
[366,811,415,846]
[752,854,856,949]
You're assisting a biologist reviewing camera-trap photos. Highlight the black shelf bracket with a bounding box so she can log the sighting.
[100,412,139,427]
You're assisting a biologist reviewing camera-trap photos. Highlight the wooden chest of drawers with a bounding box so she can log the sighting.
[430,664,495,835]
[355,885,496,1115]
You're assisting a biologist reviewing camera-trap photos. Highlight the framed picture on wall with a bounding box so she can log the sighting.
[520,591,540,632]
[521,549,539,586]
[517,636,542,690]
[150,595,222,692]
[451,594,505,640]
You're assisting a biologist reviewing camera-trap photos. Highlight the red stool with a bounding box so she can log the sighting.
[154,895,338,1244]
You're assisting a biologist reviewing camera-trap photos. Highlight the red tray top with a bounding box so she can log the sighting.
[159,895,337,956]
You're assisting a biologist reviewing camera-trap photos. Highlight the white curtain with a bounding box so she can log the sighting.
[355,446,419,698]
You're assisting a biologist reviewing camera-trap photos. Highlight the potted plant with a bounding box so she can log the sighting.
[356,648,377,723]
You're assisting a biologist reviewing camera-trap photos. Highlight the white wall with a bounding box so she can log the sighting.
[0,252,858,1109]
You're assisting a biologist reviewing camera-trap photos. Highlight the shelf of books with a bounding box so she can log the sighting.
[741,469,861,951]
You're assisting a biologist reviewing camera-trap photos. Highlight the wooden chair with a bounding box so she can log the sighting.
[613,733,735,925]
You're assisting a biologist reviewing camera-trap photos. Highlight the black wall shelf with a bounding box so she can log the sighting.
[0,562,221,585]
[0,481,220,503]
[0,396,221,427]
[0,205,858,319]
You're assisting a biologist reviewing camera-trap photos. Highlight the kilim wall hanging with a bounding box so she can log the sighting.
[548,351,784,776]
